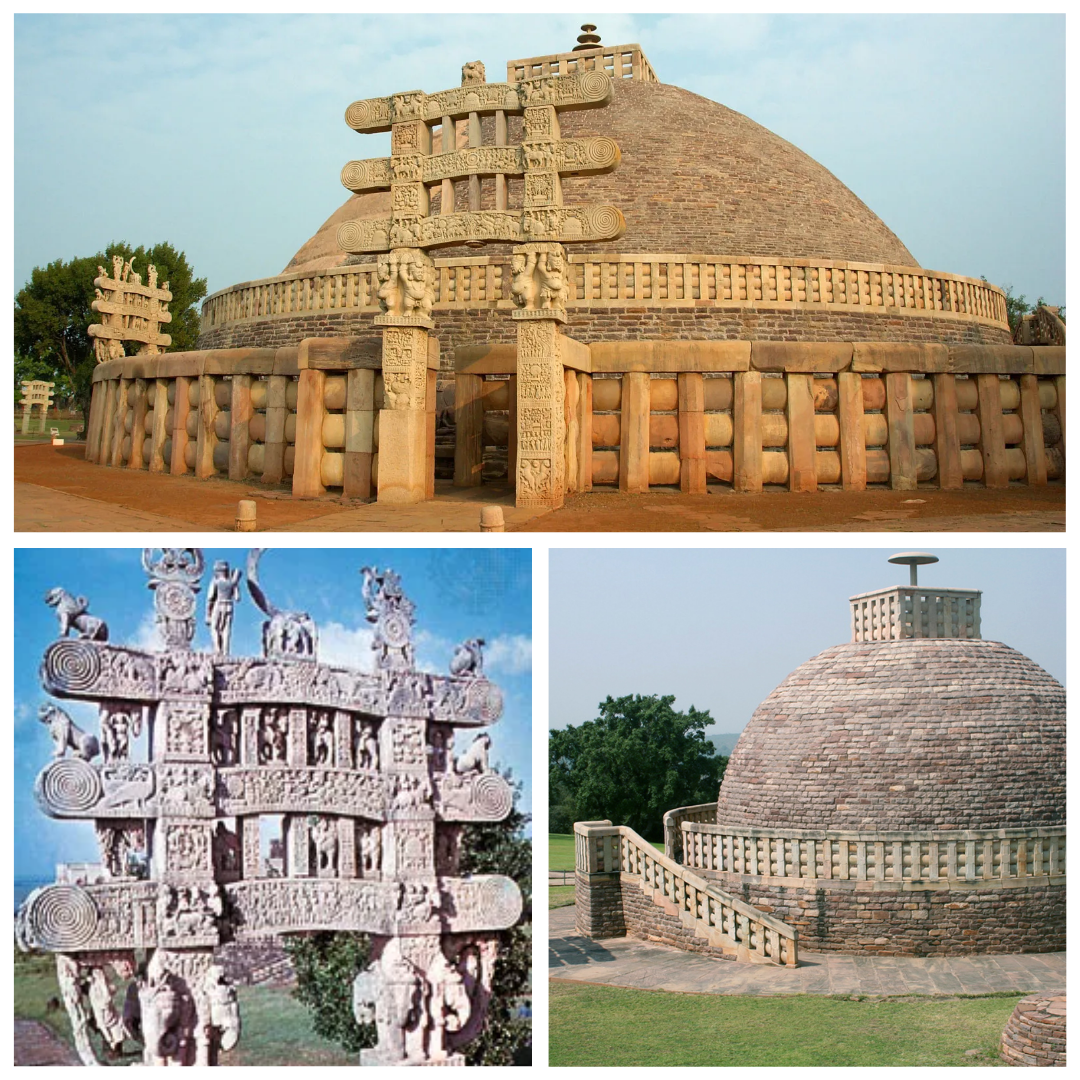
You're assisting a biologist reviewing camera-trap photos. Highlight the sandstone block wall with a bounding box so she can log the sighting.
[713,877,1065,957]
[197,305,1010,357]
[573,872,625,938]
[1000,993,1067,1067]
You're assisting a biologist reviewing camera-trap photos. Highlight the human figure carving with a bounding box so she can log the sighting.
[510,250,540,309]
[44,587,109,640]
[206,561,242,655]
[356,719,380,770]
[310,816,339,877]
[361,823,382,876]
[310,711,334,766]
[39,703,100,761]
[537,248,568,309]
[101,706,140,762]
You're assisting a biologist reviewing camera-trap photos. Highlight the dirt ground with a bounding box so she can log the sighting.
[516,484,1066,532]
[14,442,1065,533]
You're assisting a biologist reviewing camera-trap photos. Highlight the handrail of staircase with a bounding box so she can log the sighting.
[574,819,797,966]
[663,802,718,862]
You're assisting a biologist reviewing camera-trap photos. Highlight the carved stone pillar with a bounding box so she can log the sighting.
[287,707,308,767]
[513,304,567,509]
[376,321,431,504]
[286,814,311,878]
[241,816,261,880]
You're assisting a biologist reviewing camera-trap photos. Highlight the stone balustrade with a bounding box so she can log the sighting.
[666,809,1066,889]
[850,586,981,642]
[574,820,798,966]
[507,43,657,83]
[200,255,1010,334]
[456,341,1066,494]
[84,338,438,499]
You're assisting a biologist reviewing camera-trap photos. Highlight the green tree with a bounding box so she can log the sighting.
[14,242,207,422]
[984,279,1065,337]
[285,780,531,1066]
[549,694,725,840]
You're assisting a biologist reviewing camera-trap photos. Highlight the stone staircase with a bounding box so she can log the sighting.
[215,939,295,986]
[575,819,798,966]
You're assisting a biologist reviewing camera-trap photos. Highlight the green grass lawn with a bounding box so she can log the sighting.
[550,982,1017,1067]
[14,416,83,441]
[15,951,351,1066]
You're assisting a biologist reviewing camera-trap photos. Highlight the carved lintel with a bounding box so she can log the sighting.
[344,69,612,133]
[341,136,621,193]
[337,203,625,254]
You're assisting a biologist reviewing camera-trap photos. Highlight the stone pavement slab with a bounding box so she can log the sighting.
[548,905,1066,998]
[14,1019,80,1065]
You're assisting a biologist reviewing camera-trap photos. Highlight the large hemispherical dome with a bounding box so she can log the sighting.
[716,638,1065,832]
[285,79,916,274]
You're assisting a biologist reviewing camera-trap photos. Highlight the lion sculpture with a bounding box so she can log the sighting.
[44,588,108,641]
[38,703,100,761]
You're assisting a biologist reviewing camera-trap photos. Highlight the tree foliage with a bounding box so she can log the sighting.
[284,779,531,1066]
[549,694,725,840]
[987,280,1065,337]
[13,242,207,417]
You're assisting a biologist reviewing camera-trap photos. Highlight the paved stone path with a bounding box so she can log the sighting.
[548,906,1066,997]
[13,1019,80,1066]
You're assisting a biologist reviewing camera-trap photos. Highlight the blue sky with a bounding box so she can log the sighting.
[14,13,1064,304]
[549,547,1065,737]
[14,547,532,882]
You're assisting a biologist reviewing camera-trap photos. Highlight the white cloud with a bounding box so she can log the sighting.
[319,621,376,669]
[485,634,531,676]
[414,629,453,675]
[15,701,37,728]
[128,611,163,652]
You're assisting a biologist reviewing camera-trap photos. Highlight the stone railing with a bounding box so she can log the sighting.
[849,586,981,642]
[456,340,1066,494]
[574,820,798,966]
[83,337,433,499]
[507,44,658,84]
[663,802,718,864]
[200,255,1011,334]
[669,812,1066,888]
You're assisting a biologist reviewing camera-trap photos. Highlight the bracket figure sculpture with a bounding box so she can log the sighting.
[18,548,522,1067]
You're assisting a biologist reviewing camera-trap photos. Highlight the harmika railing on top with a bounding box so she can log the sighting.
[664,806,1066,887]
[507,44,658,84]
[200,256,1010,333]
[574,819,798,966]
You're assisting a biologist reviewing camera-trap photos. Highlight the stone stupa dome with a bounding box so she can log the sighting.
[715,637,1066,832]
[285,79,917,275]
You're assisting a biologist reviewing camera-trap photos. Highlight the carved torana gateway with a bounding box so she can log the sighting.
[17,549,522,1066]
[338,58,624,508]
